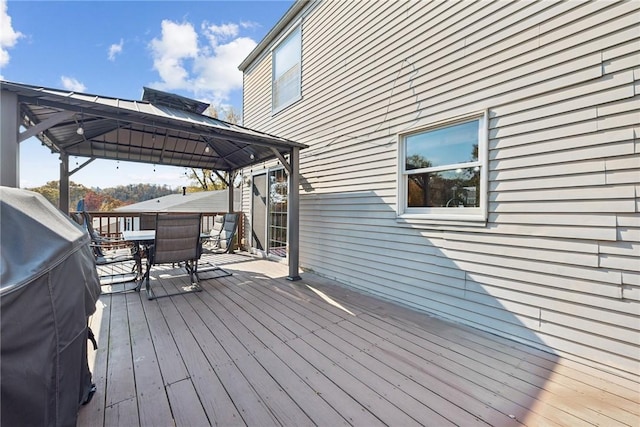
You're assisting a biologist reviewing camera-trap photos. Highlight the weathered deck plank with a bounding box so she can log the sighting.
[158,279,245,426]
[354,312,588,426]
[76,295,110,426]
[80,253,640,427]
[126,291,173,426]
[165,378,211,426]
[105,290,137,410]
[173,287,279,426]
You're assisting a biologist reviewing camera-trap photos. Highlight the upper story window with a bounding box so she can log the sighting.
[398,112,488,222]
[272,24,301,113]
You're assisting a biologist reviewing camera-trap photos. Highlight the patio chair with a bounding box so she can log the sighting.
[79,211,140,292]
[139,213,157,230]
[203,214,225,250]
[144,213,203,300]
[198,212,239,277]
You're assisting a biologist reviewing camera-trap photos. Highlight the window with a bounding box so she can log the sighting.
[272,24,301,112]
[398,113,487,221]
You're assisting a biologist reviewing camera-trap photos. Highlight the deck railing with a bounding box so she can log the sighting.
[77,211,244,250]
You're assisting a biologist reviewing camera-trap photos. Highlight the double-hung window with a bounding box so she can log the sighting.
[398,112,487,221]
[272,23,301,113]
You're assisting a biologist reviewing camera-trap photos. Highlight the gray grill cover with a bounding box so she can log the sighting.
[1,187,101,427]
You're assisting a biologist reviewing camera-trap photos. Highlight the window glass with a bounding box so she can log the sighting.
[273,26,301,111]
[406,120,479,170]
[400,115,486,218]
[407,167,480,208]
[268,169,288,258]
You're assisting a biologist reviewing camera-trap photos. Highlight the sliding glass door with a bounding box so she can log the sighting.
[251,168,288,258]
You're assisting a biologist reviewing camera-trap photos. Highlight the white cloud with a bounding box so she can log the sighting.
[202,22,239,47]
[60,76,87,92]
[108,39,124,61]
[148,18,257,106]
[240,21,260,30]
[0,0,23,68]
[193,37,256,101]
[149,20,198,89]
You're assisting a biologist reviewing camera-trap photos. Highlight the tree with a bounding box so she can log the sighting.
[83,190,104,211]
[220,106,241,124]
[186,169,226,191]
[206,105,241,124]
[406,154,433,206]
[28,180,91,211]
[26,181,177,211]
[101,197,127,212]
[190,105,242,191]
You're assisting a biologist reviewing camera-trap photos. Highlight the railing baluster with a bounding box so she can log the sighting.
[72,211,243,250]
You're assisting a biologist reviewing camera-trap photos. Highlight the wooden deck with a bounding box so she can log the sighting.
[78,253,639,427]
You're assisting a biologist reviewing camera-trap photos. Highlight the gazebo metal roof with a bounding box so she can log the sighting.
[1,79,305,280]
[1,80,306,172]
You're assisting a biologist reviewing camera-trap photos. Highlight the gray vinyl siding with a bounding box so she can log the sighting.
[241,0,640,381]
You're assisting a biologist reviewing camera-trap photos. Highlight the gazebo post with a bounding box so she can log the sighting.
[59,152,70,214]
[0,90,20,187]
[228,173,234,213]
[287,146,301,281]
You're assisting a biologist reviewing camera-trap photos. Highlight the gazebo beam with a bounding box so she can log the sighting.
[19,110,74,143]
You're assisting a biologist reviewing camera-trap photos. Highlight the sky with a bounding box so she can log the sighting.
[0,0,294,189]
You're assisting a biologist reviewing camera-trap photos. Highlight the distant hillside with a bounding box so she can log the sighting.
[25,181,179,211]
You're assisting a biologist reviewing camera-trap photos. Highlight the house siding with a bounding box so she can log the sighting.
[241,0,640,380]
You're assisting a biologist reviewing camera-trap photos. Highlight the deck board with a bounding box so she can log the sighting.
[105,291,136,409]
[79,253,640,427]
[165,378,211,426]
[310,327,461,426]
[77,296,110,426]
[126,292,173,427]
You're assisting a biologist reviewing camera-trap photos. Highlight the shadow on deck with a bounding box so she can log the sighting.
[78,253,639,426]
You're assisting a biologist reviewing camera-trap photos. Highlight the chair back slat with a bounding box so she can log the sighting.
[219,213,239,250]
[140,213,157,230]
[153,214,202,264]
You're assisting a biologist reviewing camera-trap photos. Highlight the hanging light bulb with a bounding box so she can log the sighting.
[76,126,84,135]
[205,146,210,153]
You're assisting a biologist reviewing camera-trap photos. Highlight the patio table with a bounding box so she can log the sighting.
[122,230,209,294]
[121,231,156,292]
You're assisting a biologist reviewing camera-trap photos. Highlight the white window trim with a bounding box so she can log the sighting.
[397,111,489,224]
[271,20,302,115]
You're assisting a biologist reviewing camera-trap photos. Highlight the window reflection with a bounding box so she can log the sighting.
[406,120,479,170]
[408,167,480,208]
[273,26,301,111]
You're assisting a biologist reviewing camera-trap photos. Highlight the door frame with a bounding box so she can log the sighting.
[249,166,288,258]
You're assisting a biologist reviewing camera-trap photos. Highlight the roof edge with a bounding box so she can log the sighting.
[238,0,309,72]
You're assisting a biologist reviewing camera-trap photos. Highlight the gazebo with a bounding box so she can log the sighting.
[0,80,307,280]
